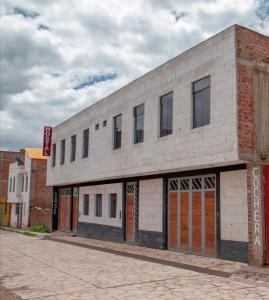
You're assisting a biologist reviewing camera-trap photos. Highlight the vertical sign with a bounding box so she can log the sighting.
[52,186,59,231]
[264,165,269,263]
[43,126,52,156]
[250,164,264,265]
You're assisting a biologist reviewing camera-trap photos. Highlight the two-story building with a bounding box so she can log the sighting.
[47,25,269,266]
[8,148,52,230]
[0,150,24,226]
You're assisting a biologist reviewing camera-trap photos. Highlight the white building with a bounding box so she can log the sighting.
[8,149,51,230]
[47,25,269,266]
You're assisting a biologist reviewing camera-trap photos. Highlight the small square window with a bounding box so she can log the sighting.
[103,120,107,127]
[95,123,99,130]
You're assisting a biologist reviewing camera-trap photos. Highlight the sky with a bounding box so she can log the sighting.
[0,0,268,151]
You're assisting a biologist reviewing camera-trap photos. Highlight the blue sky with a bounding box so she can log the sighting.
[0,0,268,151]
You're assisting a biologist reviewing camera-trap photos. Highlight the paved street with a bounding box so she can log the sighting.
[1,230,269,300]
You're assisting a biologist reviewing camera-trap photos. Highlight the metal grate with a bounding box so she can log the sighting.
[180,178,190,191]
[169,179,179,191]
[127,184,135,194]
[204,176,216,190]
[192,177,202,190]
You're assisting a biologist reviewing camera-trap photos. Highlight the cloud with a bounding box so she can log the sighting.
[0,0,269,151]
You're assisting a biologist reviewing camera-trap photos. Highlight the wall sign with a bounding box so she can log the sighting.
[43,126,52,156]
[250,165,264,265]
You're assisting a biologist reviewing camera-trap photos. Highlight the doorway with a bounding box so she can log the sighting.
[168,175,216,257]
[125,182,138,243]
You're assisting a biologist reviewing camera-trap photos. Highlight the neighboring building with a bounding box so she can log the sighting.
[47,25,269,266]
[0,150,24,226]
[7,149,52,230]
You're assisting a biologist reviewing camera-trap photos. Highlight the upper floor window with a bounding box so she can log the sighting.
[82,129,89,158]
[13,176,15,192]
[113,114,122,149]
[60,139,65,165]
[70,135,76,162]
[83,194,89,216]
[134,104,144,144]
[51,143,56,167]
[9,177,12,193]
[193,76,210,128]
[109,193,117,218]
[160,92,173,137]
[95,194,102,217]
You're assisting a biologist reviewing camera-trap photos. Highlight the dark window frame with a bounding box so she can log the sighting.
[70,135,76,162]
[51,143,56,167]
[9,177,12,193]
[95,194,102,217]
[82,128,89,158]
[83,194,89,216]
[133,104,144,144]
[192,76,211,128]
[60,139,65,165]
[160,92,173,137]
[109,193,117,218]
[113,114,122,150]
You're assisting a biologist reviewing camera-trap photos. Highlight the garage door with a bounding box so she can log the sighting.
[168,175,216,257]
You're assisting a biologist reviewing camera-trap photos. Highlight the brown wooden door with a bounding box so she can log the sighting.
[126,183,137,243]
[168,176,216,257]
[168,191,178,249]
[58,189,71,232]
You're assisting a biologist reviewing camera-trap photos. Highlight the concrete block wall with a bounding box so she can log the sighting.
[47,26,239,187]
[220,169,248,242]
[79,183,122,227]
[139,179,163,232]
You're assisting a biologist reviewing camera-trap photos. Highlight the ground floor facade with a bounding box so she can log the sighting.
[51,163,269,266]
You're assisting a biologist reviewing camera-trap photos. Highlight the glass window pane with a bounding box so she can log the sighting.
[160,92,173,137]
[109,193,117,218]
[113,115,122,149]
[193,76,210,93]
[83,194,89,215]
[193,76,210,128]
[70,135,76,162]
[83,129,89,158]
[134,104,144,144]
[60,139,65,164]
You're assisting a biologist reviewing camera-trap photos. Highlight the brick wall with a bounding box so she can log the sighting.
[236,25,269,160]
[0,151,24,199]
[29,159,52,230]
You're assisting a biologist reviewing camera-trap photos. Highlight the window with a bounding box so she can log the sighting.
[25,174,28,192]
[103,120,107,127]
[95,123,99,130]
[70,135,76,162]
[160,92,173,137]
[113,114,122,149]
[134,104,144,144]
[193,76,210,128]
[21,175,24,192]
[13,176,15,192]
[83,194,89,215]
[82,129,89,158]
[15,203,20,215]
[51,143,56,167]
[9,177,12,193]
[95,194,102,217]
[60,139,65,165]
[109,193,117,218]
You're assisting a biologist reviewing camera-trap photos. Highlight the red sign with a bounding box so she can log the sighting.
[43,126,52,156]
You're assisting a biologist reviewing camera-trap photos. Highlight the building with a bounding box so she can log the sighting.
[0,150,24,226]
[47,25,269,266]
[7,148,52,230]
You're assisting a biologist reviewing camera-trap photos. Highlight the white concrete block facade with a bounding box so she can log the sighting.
[139,179,163,232]
[79,183,123,228]
[220,170,248,242]
[47,26,238,187]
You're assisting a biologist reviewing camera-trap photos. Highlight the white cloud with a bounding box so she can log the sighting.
[0,0,268,150]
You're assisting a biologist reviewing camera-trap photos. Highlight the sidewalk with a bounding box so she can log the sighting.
[48,232,269,285]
